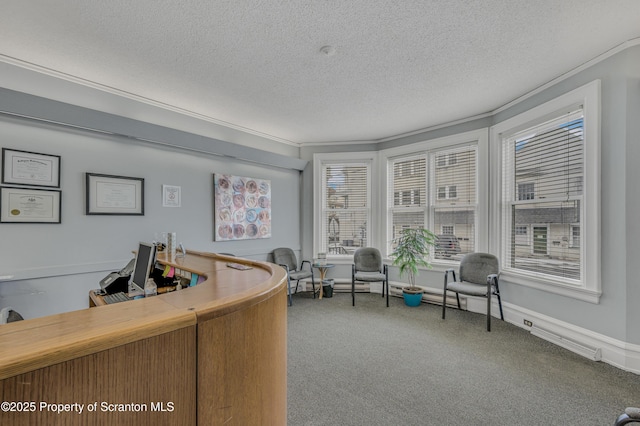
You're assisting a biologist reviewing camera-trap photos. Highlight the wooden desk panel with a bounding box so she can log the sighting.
[0,297,195,380]
[0,325,196,426]
[198,287,287,425]
[0,250,288,426]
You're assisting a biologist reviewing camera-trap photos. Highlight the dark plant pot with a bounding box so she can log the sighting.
[402,288,424,307]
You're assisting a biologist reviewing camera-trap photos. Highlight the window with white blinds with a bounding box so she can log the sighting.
[501,110,584,282]
[320,163,370,256]
[387,145,477,260]
[388,155,427,254]
[430,145,477,260]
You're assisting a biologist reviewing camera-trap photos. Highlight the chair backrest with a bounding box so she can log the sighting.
[354,247,382,273]
[273,248,298,271]
[459,253,499,285]
[0,307,24,324]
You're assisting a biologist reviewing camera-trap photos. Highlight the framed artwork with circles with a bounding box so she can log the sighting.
[213,174,271,241]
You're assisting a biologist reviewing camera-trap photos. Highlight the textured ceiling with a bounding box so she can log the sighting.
[1,1,640,146]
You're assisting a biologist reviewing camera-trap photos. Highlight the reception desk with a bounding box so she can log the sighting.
[0,250,288,426]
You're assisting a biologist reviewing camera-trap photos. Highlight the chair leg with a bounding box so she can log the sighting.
[455,293,461,309]
[493,280,504,321]
[487,293,492,332]
[287,277,292,307]
[352,279,355,306]
[311,269,316,299]
[385,280,389,307]
[497,293,504,321]
[442,278,448,319]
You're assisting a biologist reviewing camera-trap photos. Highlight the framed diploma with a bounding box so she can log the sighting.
[0,187,62,223]
[2,148,61,188]
[85,173,144,215]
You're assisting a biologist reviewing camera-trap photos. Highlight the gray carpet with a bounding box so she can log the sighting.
[287,292,639,426]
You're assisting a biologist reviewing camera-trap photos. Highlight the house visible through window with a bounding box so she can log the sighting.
[318,160,371,256]
[502,109,584,282]
[441,225,454,235]
[389,156,427,249]
[518,182,535,200]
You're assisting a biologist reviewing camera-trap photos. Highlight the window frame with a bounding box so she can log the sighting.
[380,129,489,267]
[313,152,377,260]
[490,80,601,303]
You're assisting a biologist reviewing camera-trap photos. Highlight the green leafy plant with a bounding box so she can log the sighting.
[391,228,437,291]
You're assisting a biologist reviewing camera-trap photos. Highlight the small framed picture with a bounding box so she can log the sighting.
[86,173,144,215]
[2,148,61,188]
[162,185,181,207]
[0,186,62,223]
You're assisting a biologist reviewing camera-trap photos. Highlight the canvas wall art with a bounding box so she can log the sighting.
[213,174,271,241]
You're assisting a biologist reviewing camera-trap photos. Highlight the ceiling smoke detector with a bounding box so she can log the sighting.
[319,45,336,56]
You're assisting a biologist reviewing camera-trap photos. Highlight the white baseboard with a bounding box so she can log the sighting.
[473,299,640,375]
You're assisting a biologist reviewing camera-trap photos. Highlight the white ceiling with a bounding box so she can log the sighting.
[1,1,640,146]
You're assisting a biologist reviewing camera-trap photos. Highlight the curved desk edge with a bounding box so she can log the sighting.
[0,251,287,380]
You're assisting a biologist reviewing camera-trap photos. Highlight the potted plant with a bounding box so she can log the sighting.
[391,228,437,306]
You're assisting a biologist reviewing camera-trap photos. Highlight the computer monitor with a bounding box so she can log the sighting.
[129,242,157,295]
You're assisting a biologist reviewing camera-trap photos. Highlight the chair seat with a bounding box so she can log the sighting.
[354,271,386,282]
[289,270,313,281]
[446,281,487,297]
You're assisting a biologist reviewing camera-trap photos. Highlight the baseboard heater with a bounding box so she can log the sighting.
[300,279,460,307]
[530,325,602,361]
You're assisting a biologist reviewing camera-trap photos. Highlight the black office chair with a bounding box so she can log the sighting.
[442,252,504,331]
[352,247,389,307]
[615,407,640,425]
[272,248,315,306]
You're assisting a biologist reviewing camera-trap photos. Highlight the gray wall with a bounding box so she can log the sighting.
[300,44,640,345]
[1,43,637,347]
[0,114,302,319]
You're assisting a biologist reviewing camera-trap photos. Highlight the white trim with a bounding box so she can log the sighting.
[491,302,640,374]
[490,80,601,303]
[313,152,378,259]
[0,55,300,148]
[379,128,490,259]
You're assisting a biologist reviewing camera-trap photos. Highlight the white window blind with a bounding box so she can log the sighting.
[430,145,477,260]
[502,110,584,282]
[388,155,426,254]
[322,163,369,256]
[386,146,477,260]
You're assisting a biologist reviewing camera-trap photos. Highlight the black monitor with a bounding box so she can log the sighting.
[129,242,157,295]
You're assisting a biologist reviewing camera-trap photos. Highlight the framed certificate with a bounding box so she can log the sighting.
[2,148,61,188]
[162,184,181,207]
[0,187,62,223]
[86,173,144,215]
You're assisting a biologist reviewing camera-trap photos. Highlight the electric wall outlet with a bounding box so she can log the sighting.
[524,319,533,327]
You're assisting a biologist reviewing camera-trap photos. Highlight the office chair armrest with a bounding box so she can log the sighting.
[487,273,499,294]
[300,260,313,271]
[278,263,290,274]
[444,268,456,285]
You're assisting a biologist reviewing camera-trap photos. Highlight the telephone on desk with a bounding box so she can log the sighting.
[99,258,135,294]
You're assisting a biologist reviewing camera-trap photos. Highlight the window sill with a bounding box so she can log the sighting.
[500,270,601,304]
